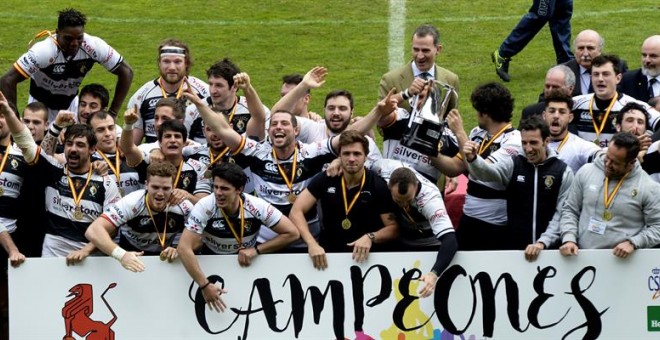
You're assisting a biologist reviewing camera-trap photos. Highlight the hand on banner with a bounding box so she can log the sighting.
[237,247,258,267]
[120,251,146,272]
[348,234,372,263]
[160,247,177,263]
[66,249,91,266]
[308,243,328,270]
[559,241,579,256]
[613,240,635,258]
[202,283,228,313]
[524,242,545,261]
[8,250,25,268]
[418,271,438,298]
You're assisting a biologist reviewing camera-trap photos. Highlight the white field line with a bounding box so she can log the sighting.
[388,0,406,70]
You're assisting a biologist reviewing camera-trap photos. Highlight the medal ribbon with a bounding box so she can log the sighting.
[145,194,169,250]
[173,160,184,188]
[604,171,630,210]
[272,147,298,196]
[478,124,511,155]
[220,196,245,248]
[341,169,366,219]
[66,165,93,211]
[97,149,121,185]
[216,96,238,124]
[0,145,12,175]
[209,147,230,166]
[588,93,618,141]
[556,133,570,152]
[158,77,185,99]
[28,30,54,47]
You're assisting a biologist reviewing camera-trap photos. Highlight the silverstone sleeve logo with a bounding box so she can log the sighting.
[62,283,118,340]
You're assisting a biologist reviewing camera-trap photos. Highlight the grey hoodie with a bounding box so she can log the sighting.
[560,153,660,249]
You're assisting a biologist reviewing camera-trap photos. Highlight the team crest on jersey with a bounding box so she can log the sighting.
[168,218,176,229]
[544,175,555,189]
[89,184,97,197]
[244,221,252,233]
[182,176,191,189]
[296,168,303,178]
[140,217,151,226]
[79,62,88,74]
[236,120,245,131]
[10,159,18,170]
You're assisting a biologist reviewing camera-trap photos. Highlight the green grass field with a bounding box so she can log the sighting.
[0,1,658,131]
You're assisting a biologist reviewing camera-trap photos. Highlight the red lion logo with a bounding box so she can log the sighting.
[62,283,118,340]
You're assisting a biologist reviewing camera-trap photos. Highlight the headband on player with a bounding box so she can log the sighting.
[160,46,186,57]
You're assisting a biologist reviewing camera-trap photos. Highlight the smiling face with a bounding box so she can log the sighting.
[616,109,647,136]
[641,36,660,78]
[78,94,103,123]
[521,129,548,165]
[324,96,352,134]
[146,175,173,211]
[268,111,298,150]
[89,115,116,153]
[411,34,441,72]
[64,135,94,171]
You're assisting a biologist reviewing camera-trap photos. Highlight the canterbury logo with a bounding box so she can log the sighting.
[53,64,65,74]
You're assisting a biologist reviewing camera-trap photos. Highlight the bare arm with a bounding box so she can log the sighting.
[109,61,134,116]
[258,215,300,253]
[119,106,144,167]
[235,73,266,141]
[177,229,207,286]
[84,217,120,256]
[183,88,242,151]
[0,91,37,163]
[0,231,24,268]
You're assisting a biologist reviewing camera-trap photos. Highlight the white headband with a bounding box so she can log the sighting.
[160,46,186,57]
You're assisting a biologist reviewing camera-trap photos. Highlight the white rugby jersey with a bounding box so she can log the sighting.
[31,149,120,243]
[127,76,209,143]
[461,126,521,226]
[295,117,383,167]
[183,144,255,194]
[137,155,211,196]
[14,33,123,114]
[572,93,660,147]
[232,136,336,218]
[548,132,601,174]
[102,190,193,253]
[371,158,454,240]
[381,108,459,182]
[184,96,270,144]
[91,151,142,196]
[186,193,282,254]
[0,144,28,233]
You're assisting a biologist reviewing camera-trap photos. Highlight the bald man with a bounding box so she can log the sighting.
[562,29,628,97]
[619,35,660,102]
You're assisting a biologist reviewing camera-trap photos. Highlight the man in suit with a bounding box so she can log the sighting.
[562,30,628,97]
[519,64,575,127]
[619,35,660,103]
[379,24,459,115]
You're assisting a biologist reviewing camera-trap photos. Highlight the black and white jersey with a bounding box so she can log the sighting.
[91,151,142,196]
[14,33,123,114]
[232,136,336,218]
[0,144,28,234]
[127,76,209,143]
[371,159,454,244]
[184,96,270,144]
[186,193,282,254]
[182,144,254,194]
[548,133,601,174]
[31,149,120,244]
[137,155,211,196]
[461,126,521,226]
[296,117,383,168]
[381,108,459,182]
[572,93,660,147]
[102,189,193,254]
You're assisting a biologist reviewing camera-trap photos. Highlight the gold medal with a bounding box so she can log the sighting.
[159,252,167,261]
[603,210,612,221]
[119,188,125,197]
[287,193,297,203]
[603,172,629,224]
[593,139,600,145]
[341,218,352,230]
[73,207,84,220]
[0,187,4,196]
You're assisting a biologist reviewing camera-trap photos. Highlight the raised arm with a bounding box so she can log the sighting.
[108,61,134,116]
[0,90,37,163]
[41,110,75,160]
[271,66,327,114]
[234,72,266,141]
[119,106,144,167]
[430,109,469,177]
[183,86,243,151]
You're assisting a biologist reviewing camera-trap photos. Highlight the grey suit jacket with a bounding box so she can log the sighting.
[379,62,459,114]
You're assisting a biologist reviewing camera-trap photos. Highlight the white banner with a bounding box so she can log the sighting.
[9,250,660,339]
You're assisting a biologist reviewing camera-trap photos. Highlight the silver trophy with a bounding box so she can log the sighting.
[401,80,458,156]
